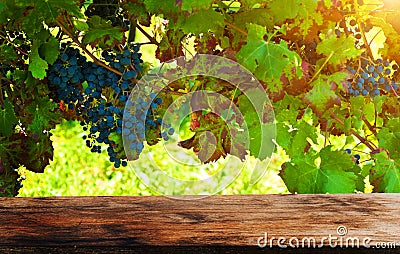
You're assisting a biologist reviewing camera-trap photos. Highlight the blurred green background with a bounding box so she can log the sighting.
[19,120,289,196]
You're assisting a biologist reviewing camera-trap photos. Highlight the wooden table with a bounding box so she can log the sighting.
[1,194,399,253]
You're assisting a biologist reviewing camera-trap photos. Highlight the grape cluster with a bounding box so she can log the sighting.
[48,45,172,167]
[48,46,137,167]
[345,58,399,97]
[85,0,129,28]
[123,91,175,160]
[335,19,373,49]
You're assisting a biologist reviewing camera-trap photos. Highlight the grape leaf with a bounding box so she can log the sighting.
[180,9,224,35]
[28,40,48,79]
[377,118,400,160]
[144,0,177,14]
[16,0,82,37]
[0,44,18,62]
[181,0,213,12]
[73,19,89,31]
[39,36,59,65]
[237,88,276,160]
[83,16,124,47]
[280,146,359,193]
[26,97,60,133]
[0,100,18,138]
[24,132,54,173]
[232,8,274,32]
[248,123,275,160]
[236,24,301,83]
[240,0,265,10]
[268,0,299,23]
[293,0,323,37]
[316,35,362,66]
[370,152,400,192]
[304,72,347,114]
[289,121,318,157]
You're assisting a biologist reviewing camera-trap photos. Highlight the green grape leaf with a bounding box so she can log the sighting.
[0,100,18,138]
[83,16,124,47]
[144,0,177,14]
[236,24,301,83]
[0,44,18,62]
[73,19,89,31]
[276,122,291,149]
[237,88,276,160]
[268,0,299,23]
[280,146,359,193]
[240,0,264,10]
[248,123,275,160]
[26,97,60,133]
[16,0,82,37]
[377,118,400,160]
[232,9,274,32]
[180,9,224,35]
[289,121,318,157]
[28,40,48,79]
[304,72,347,114]
[39,36,59,65]
[370,152,400,192]
[316,35,363,65]
[293,0,323,37]
[181,0,213,12]
[23,132,54,173]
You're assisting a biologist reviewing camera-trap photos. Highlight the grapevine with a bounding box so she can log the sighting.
[1,0,400,196]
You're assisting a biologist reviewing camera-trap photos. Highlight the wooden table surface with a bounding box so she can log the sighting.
[1,194,399,253]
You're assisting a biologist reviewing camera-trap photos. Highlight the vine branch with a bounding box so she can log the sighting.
[55,19,123,76]
[135,23,159,46]
[328,109,377,151]
[357,20,374,60]
[362,115,377,136]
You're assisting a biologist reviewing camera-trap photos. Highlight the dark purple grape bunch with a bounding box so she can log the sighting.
[345,58,399,97]
[123,92,174,161]
[48,45,146,168]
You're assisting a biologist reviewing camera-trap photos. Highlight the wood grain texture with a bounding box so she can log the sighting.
[1,194,399,253]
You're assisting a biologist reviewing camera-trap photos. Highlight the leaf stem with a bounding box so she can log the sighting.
[224,20,248,36]
[55,19,123,76]
[309,51,334,83]
[0,79,4,109]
